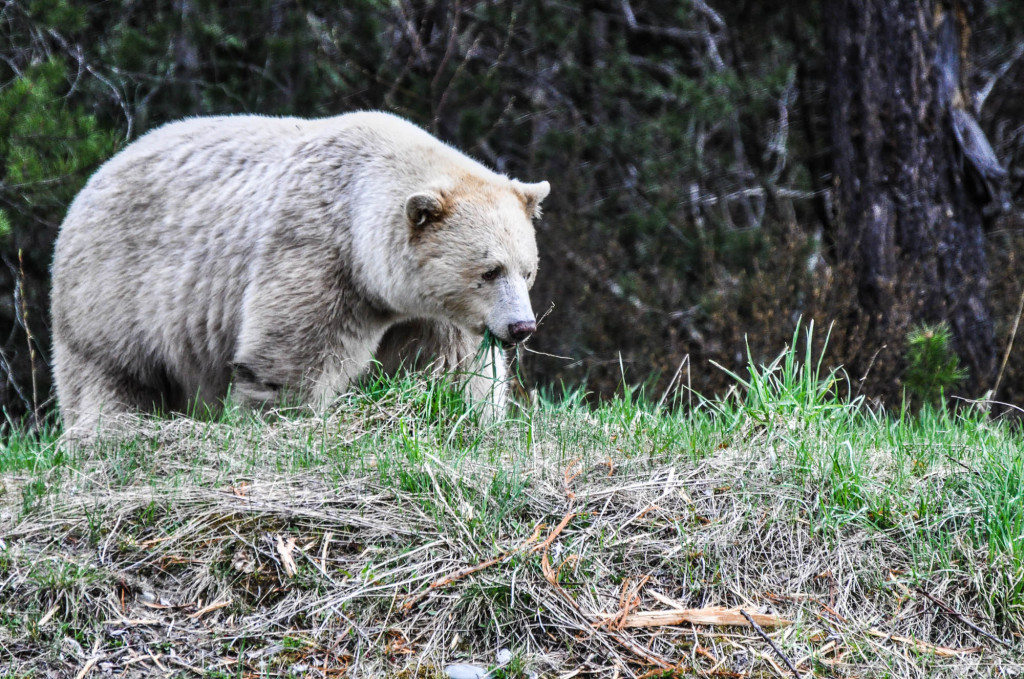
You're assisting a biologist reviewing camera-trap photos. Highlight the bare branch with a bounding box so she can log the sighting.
[976,40,1024,113]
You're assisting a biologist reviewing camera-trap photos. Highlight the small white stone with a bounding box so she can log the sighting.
[444,663,488,679]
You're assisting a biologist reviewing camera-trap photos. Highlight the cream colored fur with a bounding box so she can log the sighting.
[51,112,548,435]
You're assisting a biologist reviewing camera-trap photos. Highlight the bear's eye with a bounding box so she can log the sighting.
[482,267,501,282]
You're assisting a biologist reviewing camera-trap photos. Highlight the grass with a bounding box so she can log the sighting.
[1,326,1023,677]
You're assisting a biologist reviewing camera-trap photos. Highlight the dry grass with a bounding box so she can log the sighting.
[2,374,1023,678]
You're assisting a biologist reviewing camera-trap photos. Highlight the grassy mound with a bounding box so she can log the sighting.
[2,331,1023,677]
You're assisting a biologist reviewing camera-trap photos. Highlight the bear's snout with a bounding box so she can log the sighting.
[508,320,536,343]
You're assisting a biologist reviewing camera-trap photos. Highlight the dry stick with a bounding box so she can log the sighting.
[608,632,674,670]
[563,459,582,500]
[619,575,649,629]
[914,587,1012,648]
[740,609,801,679]
[402,523,544,611]
[856,344,886,396]
[992,287,1024,400]
[164,656,205,676]
[601,575,651,632]
[656,354,689,411]
[401,553,507,612]
[540,551,672,670]
[17,250,39,427]
[531,510,575,554]
[540,550,578,609]
[594,606,791,629]
[188,599,231,619]
[74,657,101,679]
[686,350,692,410]
[864,628,979,657]
[0,345,32,414]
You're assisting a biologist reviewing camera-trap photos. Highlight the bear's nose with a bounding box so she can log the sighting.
[508,321,536,343]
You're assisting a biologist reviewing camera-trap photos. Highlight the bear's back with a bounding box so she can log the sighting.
[52,115,324,403]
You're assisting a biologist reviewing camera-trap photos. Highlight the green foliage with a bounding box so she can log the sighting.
[0,50,120,421]
[0,57,117,214]
[27,0,86,31]
[709,319,859,429]
[903,322,967,406]
[989,0,1024,31]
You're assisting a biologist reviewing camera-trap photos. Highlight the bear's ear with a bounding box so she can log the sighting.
[405,191,446,228]
[516,180,551,219]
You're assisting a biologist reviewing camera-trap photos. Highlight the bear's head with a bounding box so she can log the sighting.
[404,177,550,345]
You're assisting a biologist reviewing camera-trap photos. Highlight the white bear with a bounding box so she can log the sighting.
[50,112,549,435]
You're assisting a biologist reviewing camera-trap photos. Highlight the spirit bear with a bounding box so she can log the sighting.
[51,112,549,434]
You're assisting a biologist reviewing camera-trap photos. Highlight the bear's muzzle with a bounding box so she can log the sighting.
[508,320,536,343]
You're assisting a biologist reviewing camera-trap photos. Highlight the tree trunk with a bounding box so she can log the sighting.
[825,0,998,395]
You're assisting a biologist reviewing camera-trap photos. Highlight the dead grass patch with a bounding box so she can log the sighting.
[1,390,1022,678]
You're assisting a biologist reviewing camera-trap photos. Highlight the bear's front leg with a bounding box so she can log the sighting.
[228,359,290,409]
[462,336,511,424]
[231,243,386,410]
[375,319,511,422]
[232,315,382,411]
[231,297,336,410]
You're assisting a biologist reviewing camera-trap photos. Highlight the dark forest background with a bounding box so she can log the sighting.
[2,0,1024,423]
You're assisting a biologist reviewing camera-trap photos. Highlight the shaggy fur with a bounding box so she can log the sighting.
[51,112,549,435]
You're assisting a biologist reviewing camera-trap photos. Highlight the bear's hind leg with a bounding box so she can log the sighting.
[55,354,137,438]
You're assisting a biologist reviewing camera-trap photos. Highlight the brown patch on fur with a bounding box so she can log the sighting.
[409,171,515,244]
[452,171,504,196]
[515,189,535,216]
[515,187,546,220]
[517,194,535,218]
[452,172,530,215]
[433,189,456,220]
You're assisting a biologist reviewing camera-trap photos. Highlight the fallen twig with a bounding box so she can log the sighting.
[540,549,672,668]
[188,599,231,619]
[540,549,580,611]
[915,587,1012,648]
[598,575,650,631]
[608,632,674,669]
[531,511,575,555]
[595,606,792,629]
[866,628,981,657]
[276,536,298,577]
[992,287,1024,399]
[74,657,101,679]
[403,523,544,611]
[37,603,59,627]
[165,656,205,676]
[740,608,801,678]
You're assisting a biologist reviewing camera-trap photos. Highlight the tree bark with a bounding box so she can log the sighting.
[825,0,998,394]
